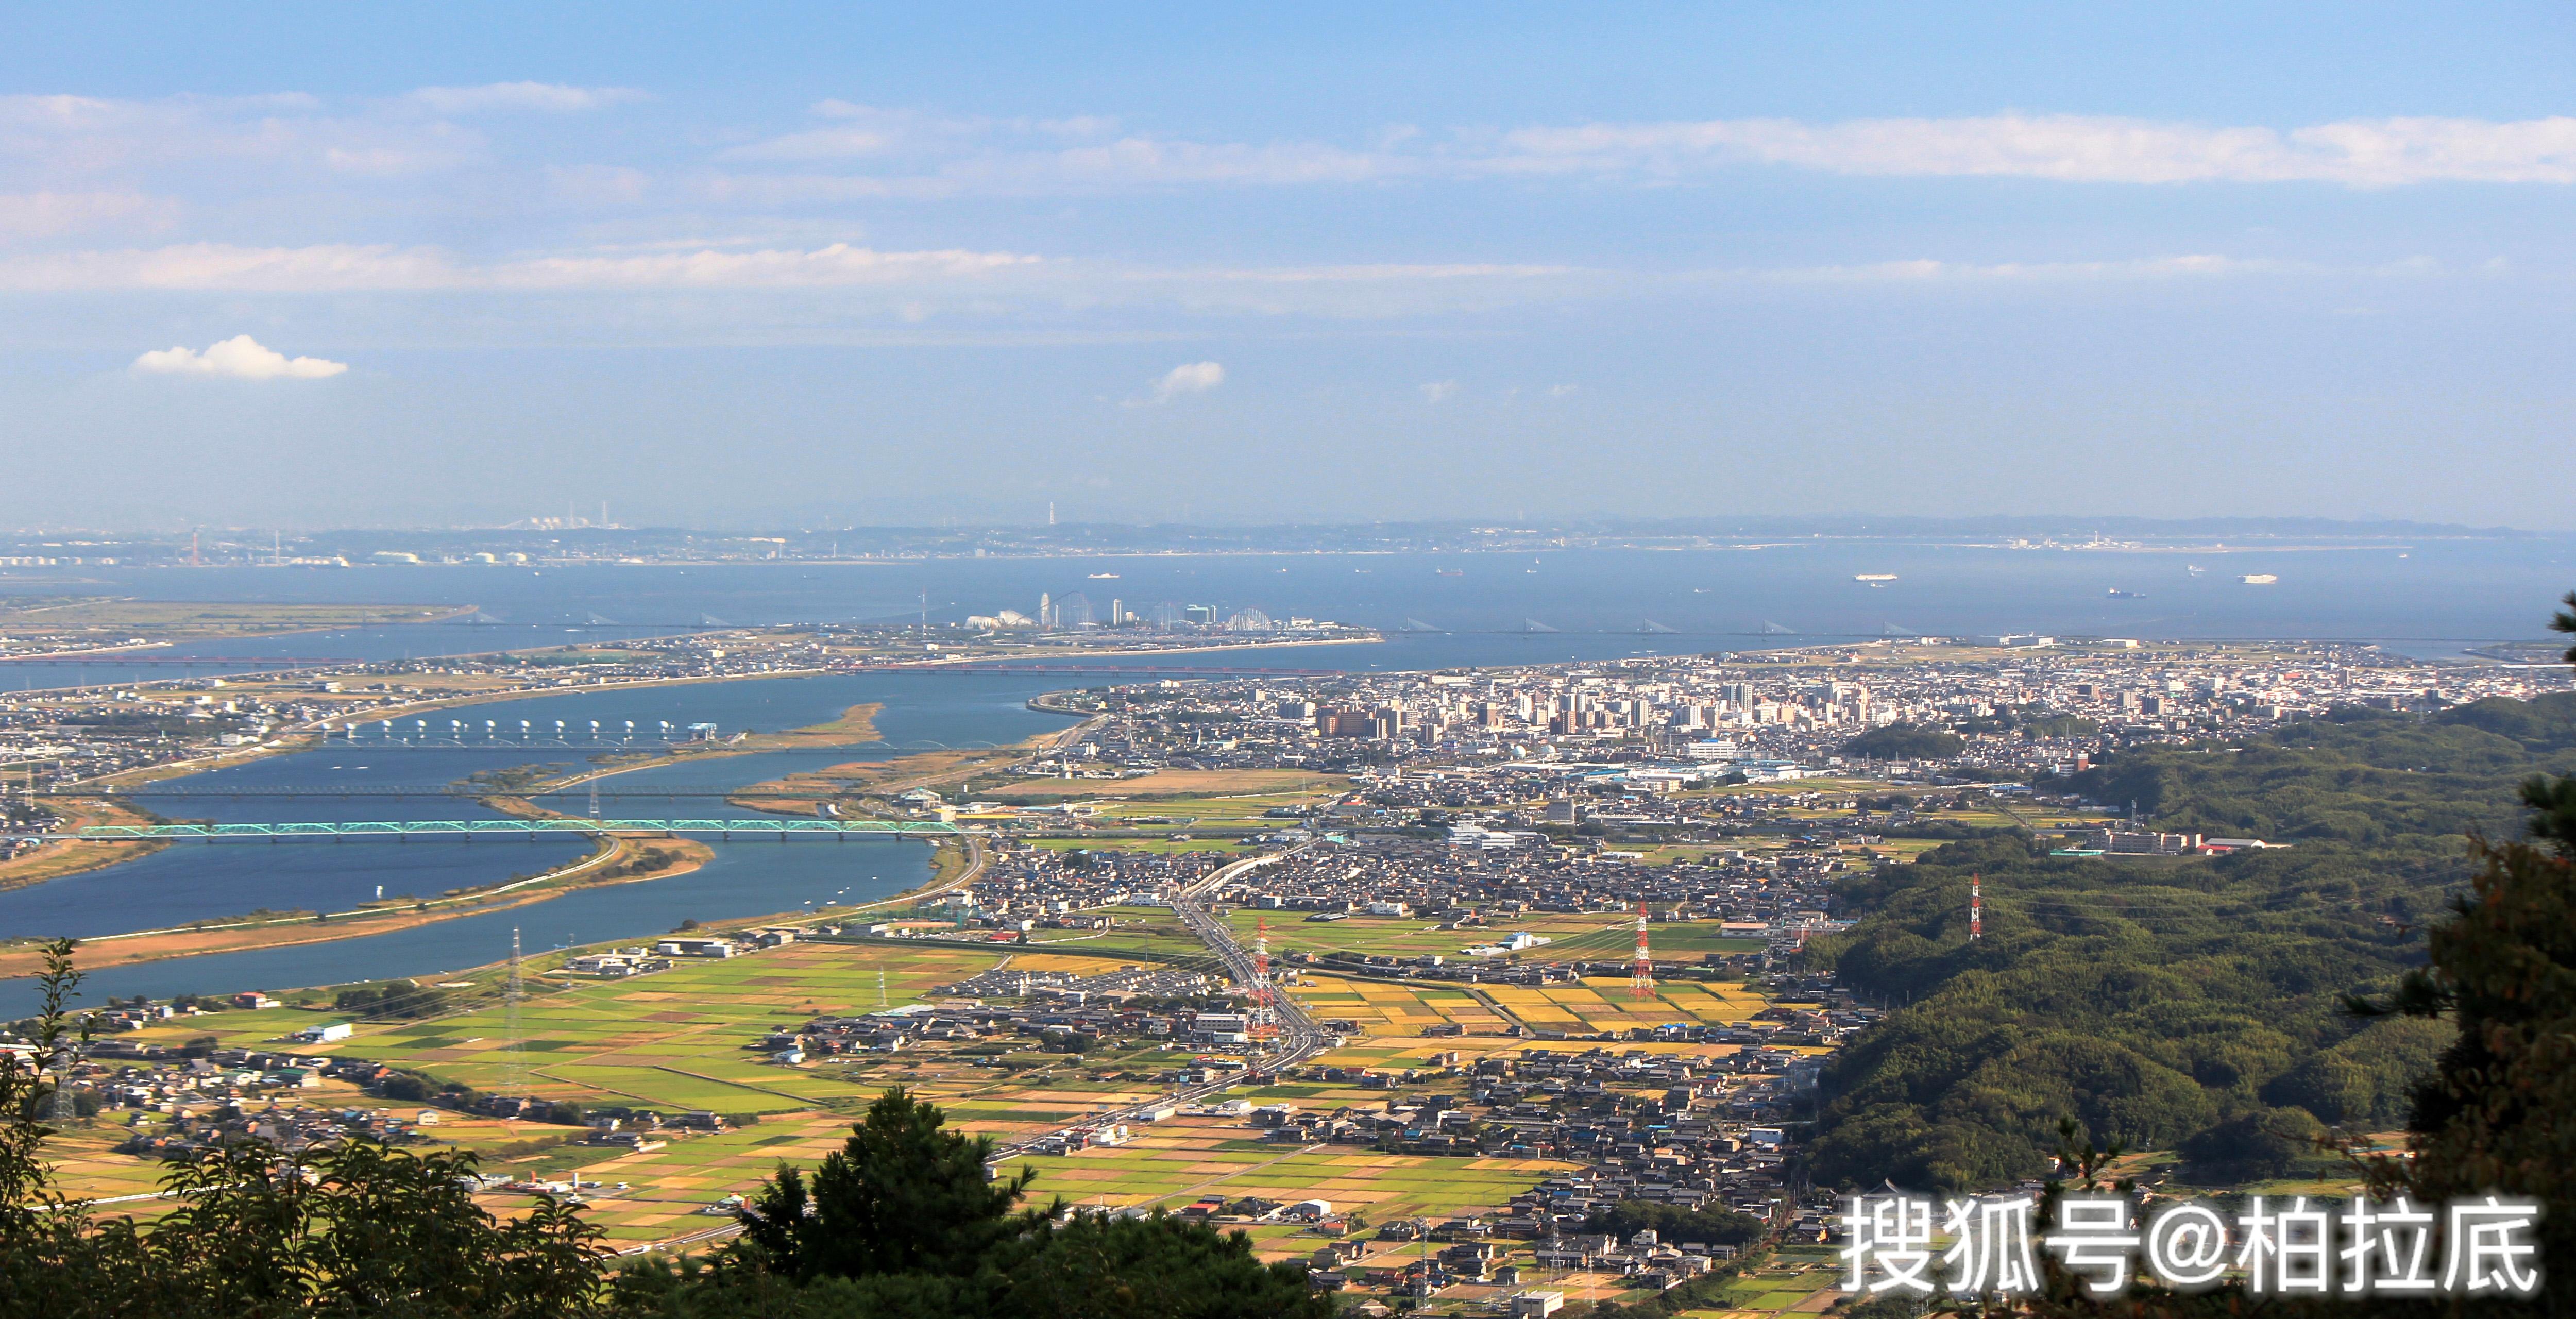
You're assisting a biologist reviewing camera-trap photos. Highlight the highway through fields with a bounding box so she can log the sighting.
[979,847,1330,1166]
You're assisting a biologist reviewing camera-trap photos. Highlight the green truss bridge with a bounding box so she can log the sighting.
[19,819,963,842]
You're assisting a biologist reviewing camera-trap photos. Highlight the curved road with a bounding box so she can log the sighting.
[980,847,1331,1166]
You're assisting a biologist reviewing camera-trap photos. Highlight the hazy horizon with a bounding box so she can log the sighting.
[3,513,2561,540]
[6,4,2574,528]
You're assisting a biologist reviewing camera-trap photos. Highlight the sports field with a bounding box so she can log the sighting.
[984,769,1347,802]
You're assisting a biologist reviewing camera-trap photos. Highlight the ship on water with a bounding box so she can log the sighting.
[1854,573,1897,588]
[2107,588,2145,599]
[2240,573,2279,585]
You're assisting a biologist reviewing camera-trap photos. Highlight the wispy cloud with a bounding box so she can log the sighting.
[403,83,645,115]
[0,189,174,239]
[1740,253,2303,283]
[715,107,2576,194]
[493,242,1035,288]
[0,241,1033,291]
[1486,113,2576,187]
[0,92,483,176]
[132,334,346,379]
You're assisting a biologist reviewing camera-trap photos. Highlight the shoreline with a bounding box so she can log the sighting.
[0,831,718,979]
[0,632,1331,974]
[0,696,923,977]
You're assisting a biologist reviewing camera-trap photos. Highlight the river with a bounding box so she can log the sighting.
[2,543,2566,1013]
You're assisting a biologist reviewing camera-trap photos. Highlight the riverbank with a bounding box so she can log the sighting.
[0,796,166,893]
[0,698,900,974]
[0,831,719,979]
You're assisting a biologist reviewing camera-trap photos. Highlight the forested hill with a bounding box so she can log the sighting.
[1800,692,2576,1194]
[2061,692,2576,845]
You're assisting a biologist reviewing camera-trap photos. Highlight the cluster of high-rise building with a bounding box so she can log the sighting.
[1048,640,2573,783]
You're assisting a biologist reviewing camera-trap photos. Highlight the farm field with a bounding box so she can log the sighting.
[118,941,1159,1121]
[65,898,1830,1286]
[1231,909,1766,965]
[1291,973,1785,1038]
[996,1114,1575,1255]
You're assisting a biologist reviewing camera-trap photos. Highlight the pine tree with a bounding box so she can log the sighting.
[2368,798,2576,1311]
[739,1086,1036,1283]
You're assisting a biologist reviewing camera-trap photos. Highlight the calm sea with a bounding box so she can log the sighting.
[2,541,2568,1013]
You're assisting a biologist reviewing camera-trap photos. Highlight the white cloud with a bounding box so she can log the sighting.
[132,334,346,379]
[0,243,462,291]
[721,98,1394,191]
[708,107,2576,196]
[0,190,174,239]
[1420,380,1459,403]
[1020,137,1393,187]
[0,93,483,176]
[0,241,1032,291]
[726,103,1124,164]
[1146,361,1225,402]
[1750,253,2285,282]
[1488,113,2576,187]
[493,242,1033,288]
[1198,262,1572,283]
[404,83,643,114]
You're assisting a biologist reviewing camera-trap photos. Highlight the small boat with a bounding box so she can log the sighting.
[2240,573,2278,585]
[2185,564,2206,577]
[1435,568,1464,577]
[1854,574,1897,583]
[2107,588,2144,599]
[1087,573,1119,580]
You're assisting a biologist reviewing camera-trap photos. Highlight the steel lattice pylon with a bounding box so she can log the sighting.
[1630,903,1655,1001]
[1248,916,1280,1041]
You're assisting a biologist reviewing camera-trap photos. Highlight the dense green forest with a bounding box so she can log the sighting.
[1799,694,2576,1192]
[2061,694,2576,844]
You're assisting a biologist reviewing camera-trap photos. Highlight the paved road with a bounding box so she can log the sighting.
[980,847,1331,1166]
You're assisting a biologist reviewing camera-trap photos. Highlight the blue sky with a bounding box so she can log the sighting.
[5,3,2575,529]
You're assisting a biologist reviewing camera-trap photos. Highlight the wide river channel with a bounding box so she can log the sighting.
[1,543,2563,1014]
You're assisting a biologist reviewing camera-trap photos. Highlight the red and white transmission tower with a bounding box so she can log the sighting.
[1248,916,1280,1041]
[1970,873,1983,942]
[1629,903,1655,1000]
